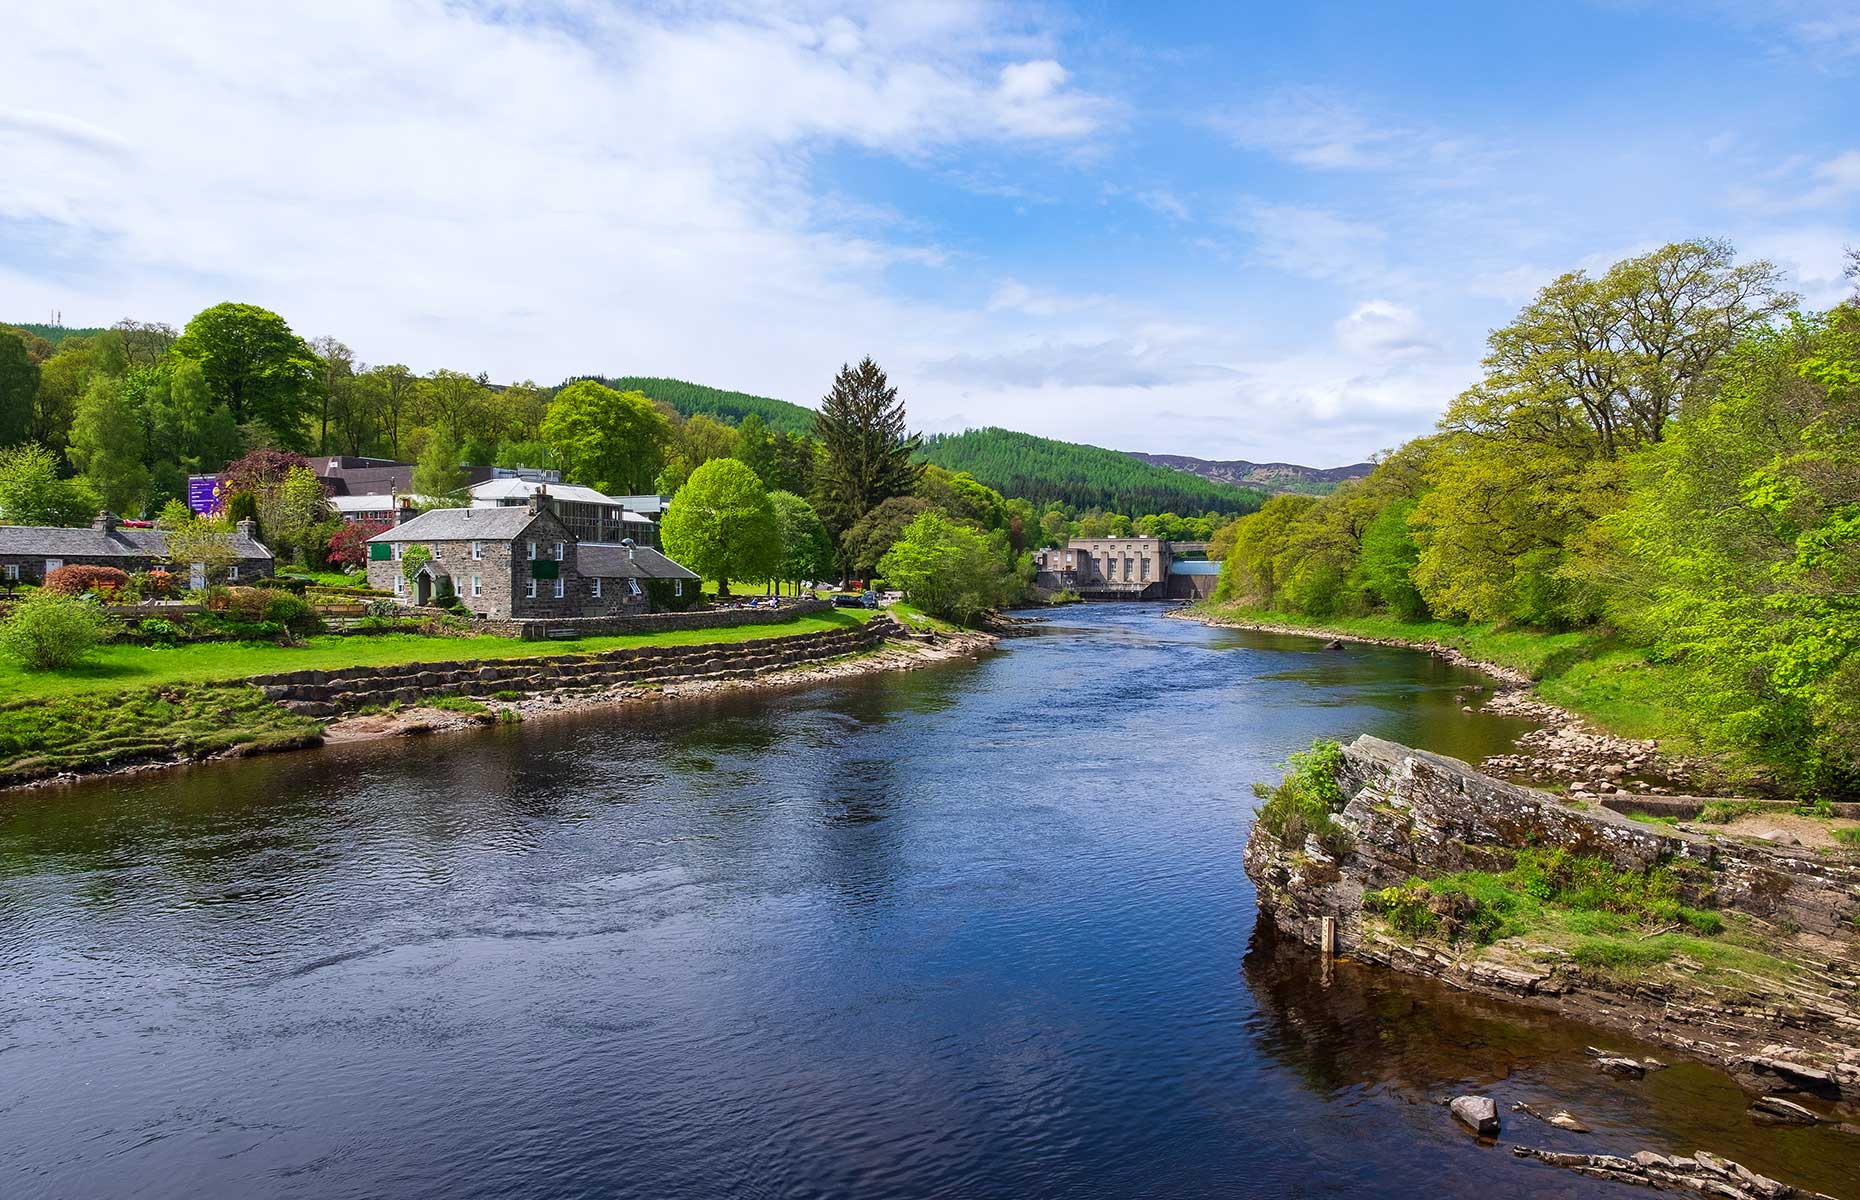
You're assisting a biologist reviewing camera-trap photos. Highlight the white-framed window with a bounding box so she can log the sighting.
[471,575,483,598]
[451,575,463,597]
[392,543,403,561]
[470,541,482,560]
[228,565,239,581]
[525,579,537,599]
[554,541,565,561]
[526,541,537,560]
[591,577,602,599]
[627,577,642,596]
[553,577,564,599]
[4,563,18,580]
[394,574,405,596]
[431,543,442,560]
[673,578,683,598]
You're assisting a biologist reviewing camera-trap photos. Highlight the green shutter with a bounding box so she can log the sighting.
[369,542,392,561]
[530,559,560,580]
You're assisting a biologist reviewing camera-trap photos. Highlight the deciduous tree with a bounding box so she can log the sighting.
[540,380,672,495]
[170,303,320,449]
[660,458,777,596]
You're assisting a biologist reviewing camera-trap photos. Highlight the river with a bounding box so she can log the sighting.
[2,604,1854,1199]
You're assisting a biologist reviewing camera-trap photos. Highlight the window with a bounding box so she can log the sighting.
[392,543,403,561]
[394,574,405,596]
[527,541,537,560]
[1140,558,1149,581]
[452,575,463,597]
[591,577,602,599]
[553,577,565,599]
[674,578,683,598]
[228,565,240,581]
[627,577,642,596]
[3,564,16,580]
[470,541,482,560]
[430,543,441,560]
[525,579,537,599]
[471,576,482,598]
[554,541,565,561]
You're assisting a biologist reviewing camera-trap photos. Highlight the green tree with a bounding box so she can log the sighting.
[170,303,320,449]
[68,376,150,514]
[841,495,931,578]
[877,510,1007,625]
[1355,499,1427,619]
[734,412,775,483]
[412,428,468,507]
[541,380,673,495]
[769,490,833,594]
[159,358,240,474]
[0,442,99,526]
[158,500,241,585]
[812,357,921,556]
[660,458,778,597]
[0,329,37,446]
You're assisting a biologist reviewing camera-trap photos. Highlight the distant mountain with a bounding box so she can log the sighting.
[1127,451,1374,496]
[918,428,1265,514]
[593,376,817,436]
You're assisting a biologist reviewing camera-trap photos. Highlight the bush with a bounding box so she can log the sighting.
[42,564,130,597]
[252,575,309,596]
[262,591,324,637]
[0,594,115,669]
[433,592,464,612]
[137,618,183,646]
[365,598,401,618]
[133,569,176,599]
[1253,739,1351,854]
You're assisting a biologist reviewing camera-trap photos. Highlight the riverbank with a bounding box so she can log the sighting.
[1171,602,1730,799]
[1247,735,1860,1128]
[2,614,996,791]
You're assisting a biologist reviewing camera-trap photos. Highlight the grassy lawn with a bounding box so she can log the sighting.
[0,685,324,783]
[1194,602,1698,751]
[0,609,876,701]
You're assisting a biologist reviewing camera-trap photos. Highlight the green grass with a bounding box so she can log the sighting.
[0,609,876,700]
[1833,827,1860,848]
[1196,602,1697,750]
[1624,810,1681,828]
[0,685,323,782]
[425,694,489,716]
[279,568,369,588]
[886,600,960,633]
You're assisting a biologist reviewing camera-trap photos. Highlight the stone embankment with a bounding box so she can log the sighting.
[253,616,909,717]
[1246,736,1860,1117]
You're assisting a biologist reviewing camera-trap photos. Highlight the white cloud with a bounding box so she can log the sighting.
[1228,201,1387,281]
[1133,188,1189,220]
[1334,300,1432,358]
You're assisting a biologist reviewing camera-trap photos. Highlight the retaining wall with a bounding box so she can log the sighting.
[248,615,898,716]
[476,597,830,641]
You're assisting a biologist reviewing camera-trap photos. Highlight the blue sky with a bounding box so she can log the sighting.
[2,1,1855,463]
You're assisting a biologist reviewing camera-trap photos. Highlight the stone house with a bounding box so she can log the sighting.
[1031,536,1218,600]
[0,511,274,589]
[365,495,698,619]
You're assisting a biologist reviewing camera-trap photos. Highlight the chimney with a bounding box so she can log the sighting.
[235,517,259,540]
[527,484,546,515]
[397,495,415,526]
[91,510,118,534]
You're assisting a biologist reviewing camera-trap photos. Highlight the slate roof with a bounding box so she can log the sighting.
[0,524,272,560]
[576,543,699,580]
[367,507,545,542]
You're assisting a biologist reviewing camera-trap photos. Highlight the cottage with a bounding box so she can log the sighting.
[365,495,698,618]
[0,511,273,589]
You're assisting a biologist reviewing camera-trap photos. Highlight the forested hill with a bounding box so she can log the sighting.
[1128,451,1373,496]
[917,428,1266,514]
[595,377,817,436]
[5,323,106,347]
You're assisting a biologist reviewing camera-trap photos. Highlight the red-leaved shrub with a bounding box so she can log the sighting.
[43,565,130,597]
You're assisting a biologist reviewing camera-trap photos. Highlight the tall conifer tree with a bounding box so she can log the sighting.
[811,357,920,573]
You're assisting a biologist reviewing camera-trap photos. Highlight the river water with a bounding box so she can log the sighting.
[2,604,1854,1199]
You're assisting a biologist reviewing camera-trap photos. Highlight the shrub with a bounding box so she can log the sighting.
[365,599,401,618]
[262,591,324,637]
[433,592,464,612]
[0,594,115,669]
[42,564,130,597]
[133,569,175,599]
[1253,739,1352,854]
[137,618,183,646]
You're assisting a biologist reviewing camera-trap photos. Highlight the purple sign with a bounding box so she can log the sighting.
[187,474,226,515]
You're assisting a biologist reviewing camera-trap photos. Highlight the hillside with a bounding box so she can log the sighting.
[4,323,107,346]
[1128,451,1373,496]
[597,376,817,436]
[918,428,1265,514]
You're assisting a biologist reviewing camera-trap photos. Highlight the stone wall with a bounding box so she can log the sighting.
[475,597,831,641]
[250,613,893,716]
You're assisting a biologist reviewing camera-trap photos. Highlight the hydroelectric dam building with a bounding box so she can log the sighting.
[1031,537,1220,601]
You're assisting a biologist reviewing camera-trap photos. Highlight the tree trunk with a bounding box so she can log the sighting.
[717,576,730,598]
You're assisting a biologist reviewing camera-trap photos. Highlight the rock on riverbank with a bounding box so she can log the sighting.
[1244,735,1860,1117]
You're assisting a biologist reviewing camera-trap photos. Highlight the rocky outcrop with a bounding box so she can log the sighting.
[1245,735,1860,1112]
[1512,1147,1843,1200]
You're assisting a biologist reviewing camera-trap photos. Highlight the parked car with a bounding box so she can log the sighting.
[831,591,878,609]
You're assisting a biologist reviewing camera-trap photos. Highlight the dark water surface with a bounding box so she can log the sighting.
[3,605,1854,1199]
